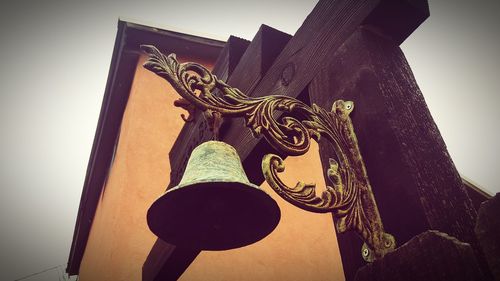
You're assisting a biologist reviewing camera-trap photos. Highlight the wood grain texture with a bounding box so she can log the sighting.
[354,231,485,281]
[222,0,429,183]
[223,0,379,160]
[227,25,292,97]
[475,193,500,280]
[309,28,485,280]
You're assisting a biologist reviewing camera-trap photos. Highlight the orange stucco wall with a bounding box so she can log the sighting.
[78,54,205,281]
[79,54,345,281]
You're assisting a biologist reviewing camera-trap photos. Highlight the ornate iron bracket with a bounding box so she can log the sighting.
[141,45,395,261]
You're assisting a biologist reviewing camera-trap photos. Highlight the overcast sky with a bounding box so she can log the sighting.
[0,0,499,280]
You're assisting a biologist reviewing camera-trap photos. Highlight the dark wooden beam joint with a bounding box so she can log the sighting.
[362,0,429,45]
[475,193,500,280]
[354,231,486,281]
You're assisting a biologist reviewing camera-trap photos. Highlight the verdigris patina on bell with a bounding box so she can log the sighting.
[147,141,280,250]
[177,140,253,187]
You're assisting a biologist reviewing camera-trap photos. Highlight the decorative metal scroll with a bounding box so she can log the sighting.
[141,45,395,261]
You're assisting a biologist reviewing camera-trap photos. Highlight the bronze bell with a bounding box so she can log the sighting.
[147,141,281,250]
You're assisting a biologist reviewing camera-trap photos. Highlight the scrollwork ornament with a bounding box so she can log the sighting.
[141,45,395,260]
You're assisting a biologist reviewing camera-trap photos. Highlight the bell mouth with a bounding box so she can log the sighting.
[147,181,281,250]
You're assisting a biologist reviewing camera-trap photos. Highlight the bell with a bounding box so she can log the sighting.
[147,141,281,250]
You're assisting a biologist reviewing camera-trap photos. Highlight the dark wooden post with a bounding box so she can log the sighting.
[354,231,485,281]
[309,28,488,280]
[223,0,429,185]
[475,193,500,280]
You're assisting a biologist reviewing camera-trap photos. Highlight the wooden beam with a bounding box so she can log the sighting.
[475,194,500,281]
[362,0,429,45]
[308,27,486,280]
[227,25,292,93]
[222,0,429,183]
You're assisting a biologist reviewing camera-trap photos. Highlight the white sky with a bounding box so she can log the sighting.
[0,0,498,280]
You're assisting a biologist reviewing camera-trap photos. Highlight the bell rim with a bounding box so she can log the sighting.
[147,181,281,251]
[164,179,263,197]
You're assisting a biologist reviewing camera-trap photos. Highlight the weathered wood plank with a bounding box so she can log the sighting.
[222,0,429,182]
[463,177,492,211]
[308,28,486,280]
[362,0,429,45]
[475,193,500,280]
[227,25,292,97]
[354,231,485,281]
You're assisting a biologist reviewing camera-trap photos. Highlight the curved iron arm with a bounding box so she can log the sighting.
[141,45,395,261]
